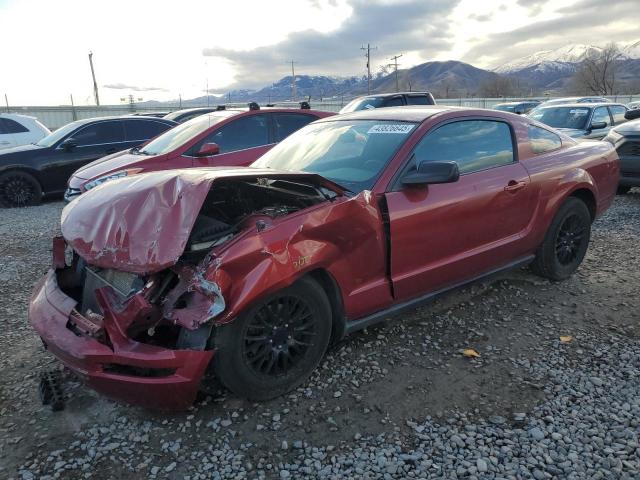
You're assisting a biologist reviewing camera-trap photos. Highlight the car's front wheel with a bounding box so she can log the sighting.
[213,277,332,400]
[0,170,42,207]
[531,197,591,281]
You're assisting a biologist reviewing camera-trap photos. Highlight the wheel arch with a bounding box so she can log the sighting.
[305,268,346,343]
[0,165,44,186]
[567,187,597,222]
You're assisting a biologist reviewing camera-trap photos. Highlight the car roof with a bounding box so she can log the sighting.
[536,102,625,109]
[316,105,465,123]
[354,92,432,99]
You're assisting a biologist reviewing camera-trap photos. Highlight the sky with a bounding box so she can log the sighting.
[0,0,637,106]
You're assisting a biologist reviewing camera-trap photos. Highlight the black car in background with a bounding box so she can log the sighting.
[604,109,640,194]
[493,101,541,114]
[339,92,436,113]
[0,116,176,207]
[164,107,222,123]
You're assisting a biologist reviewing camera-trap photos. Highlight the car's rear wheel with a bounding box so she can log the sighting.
[213,277,332,400]
[531,197,591,281]
[617,185,631,195]
[0,170,42,207]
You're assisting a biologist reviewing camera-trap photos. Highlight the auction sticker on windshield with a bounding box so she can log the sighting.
[569,109,589,115]
[368,124,415,134]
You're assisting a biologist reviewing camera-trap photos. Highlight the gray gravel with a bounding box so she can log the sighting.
[1,191,640,479]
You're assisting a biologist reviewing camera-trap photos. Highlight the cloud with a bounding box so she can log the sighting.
[469,13,493,22]
[203,0,460,88]
[462,0,639,68]
[103,83,169,92]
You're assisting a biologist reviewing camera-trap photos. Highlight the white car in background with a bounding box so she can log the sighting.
[0,113,50,150]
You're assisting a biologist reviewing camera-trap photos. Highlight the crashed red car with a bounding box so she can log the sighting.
[64,106,333,201]
[30,106,619,409]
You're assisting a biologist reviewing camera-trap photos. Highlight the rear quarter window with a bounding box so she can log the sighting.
[528,125,562,154]
[0,118,29,134]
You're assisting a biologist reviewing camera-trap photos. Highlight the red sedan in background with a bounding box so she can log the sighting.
[32,106,619,409]
[64,106,333,201]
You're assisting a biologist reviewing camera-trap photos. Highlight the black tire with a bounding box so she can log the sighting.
[617,185,631,195]
[213,277,332,401]
[531,197,591,281]
[0,170,42,207]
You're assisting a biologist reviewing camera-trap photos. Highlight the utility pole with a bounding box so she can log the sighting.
[70,94,77,120]
[288,60,298,101]
[361,43,377,94]
[88,52,100,106]
[389,54,403,91]
[4,93,9,113]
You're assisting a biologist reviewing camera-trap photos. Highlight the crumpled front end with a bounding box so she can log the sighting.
[28,238,219,410]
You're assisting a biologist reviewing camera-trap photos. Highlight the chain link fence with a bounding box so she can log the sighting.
[5,95,640,130]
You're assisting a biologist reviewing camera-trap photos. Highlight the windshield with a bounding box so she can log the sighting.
[35,120,87,147]
[340,97,386,113]
[529,106,591,129]
[139,112,232,155]
[253,120,416,192]
[494,104,516,112]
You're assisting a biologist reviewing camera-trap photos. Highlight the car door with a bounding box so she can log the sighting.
[191,113,272,167]
[609,105,628,126]
[0,119,16,149]
[384,119,536,301]
[272,113,317,142]
[585,106,612,140]
[42,121,126,189]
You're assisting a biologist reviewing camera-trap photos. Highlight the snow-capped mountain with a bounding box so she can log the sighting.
[494,41,640,74]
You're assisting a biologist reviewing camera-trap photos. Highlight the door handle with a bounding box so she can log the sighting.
[504,180,527,192]
[105,147,117,154]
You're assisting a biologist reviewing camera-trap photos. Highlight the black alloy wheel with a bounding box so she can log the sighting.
[0,171,42,207]
[531,197,591,281]
[243,295,317,376]
[554,214,587,266]
[213,277,332,401]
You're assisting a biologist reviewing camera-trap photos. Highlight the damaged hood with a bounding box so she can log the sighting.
[61,167,345,274]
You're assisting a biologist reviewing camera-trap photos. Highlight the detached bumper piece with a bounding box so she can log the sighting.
[39,369,65,411]
[29,270,214,410]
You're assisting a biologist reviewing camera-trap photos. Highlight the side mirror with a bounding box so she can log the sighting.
[60,138,77,151]
[590,121,607,131]
[196,142,220,157]
[402,160,460,186]
[625,109,640,120]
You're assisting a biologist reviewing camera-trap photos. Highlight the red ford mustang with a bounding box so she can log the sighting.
[64,107,333,201]
[30,106,619,409]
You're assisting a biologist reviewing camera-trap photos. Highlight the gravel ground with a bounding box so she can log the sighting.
[0,192,639,480]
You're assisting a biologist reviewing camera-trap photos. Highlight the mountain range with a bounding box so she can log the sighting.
[153,40,640,106]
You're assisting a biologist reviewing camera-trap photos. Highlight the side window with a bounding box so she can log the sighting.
[413,120,514,174]
[383,97,405,107]
[204,115,269,154]
[406,95,431,106]
[610,106,628,125]
[273,114,315,142]
[0,118,29,133]
[591,107,610,126]
[528,125,562,154]
[0,120,7,134]
[124,120,170,141]
[71,122,125,146]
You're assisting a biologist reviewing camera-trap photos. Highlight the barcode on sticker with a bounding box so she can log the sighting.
[367,124,415,134]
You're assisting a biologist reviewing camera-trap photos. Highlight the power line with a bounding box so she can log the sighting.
[389,54,403,92]
[361,43,377,94]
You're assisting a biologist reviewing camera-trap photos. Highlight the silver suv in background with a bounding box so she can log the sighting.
[339,92,436,113]
[528,103,628,140]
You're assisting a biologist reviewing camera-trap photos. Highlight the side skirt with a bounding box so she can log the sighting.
[344,255,535,335]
